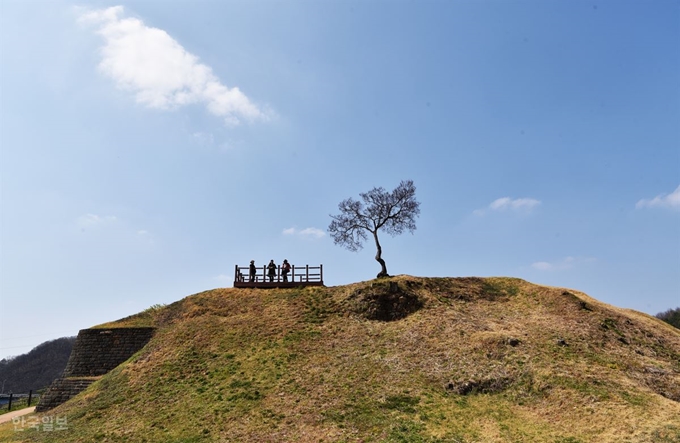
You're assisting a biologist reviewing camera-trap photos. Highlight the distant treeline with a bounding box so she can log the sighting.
[656,307,680,330]
[0,336,76,393]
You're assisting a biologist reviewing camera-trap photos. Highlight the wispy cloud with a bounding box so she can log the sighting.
[531,256,596,271]
[214,274,231,283]
[635,185,680,210]
[76,215,154,246]
[76,213,118,229]
[283,227,325,239]
[191,132,215,146]
[78,6,273,126]
[473,197,541,216]
[190,132,241,152]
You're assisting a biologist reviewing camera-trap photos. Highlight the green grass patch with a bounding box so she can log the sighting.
[482,279,520,299]
[382,394,421,413]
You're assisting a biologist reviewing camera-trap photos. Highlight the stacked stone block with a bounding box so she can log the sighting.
[34,378,98,412]
[63,328,155,376]
[36,327,154,411]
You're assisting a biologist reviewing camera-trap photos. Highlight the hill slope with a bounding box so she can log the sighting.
[2,276,679,442]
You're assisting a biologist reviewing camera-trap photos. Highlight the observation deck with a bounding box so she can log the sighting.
[234,264,324,288]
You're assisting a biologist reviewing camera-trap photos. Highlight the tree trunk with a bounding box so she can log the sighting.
[372,231,389,278]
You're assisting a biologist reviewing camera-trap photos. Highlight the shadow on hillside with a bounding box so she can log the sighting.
[343,280,424,321]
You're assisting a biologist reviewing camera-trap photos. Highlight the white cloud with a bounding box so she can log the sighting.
[191,132,214,146]
[191,133,241,152]
[282,227,325,239]
[531,256,595,271]
[635,185,680,210]
[474,197,541,216]
[218,139,242,152]
[214,274,231,283]
[76,213,118,229]
[531,261,553,271]
[490,197,541,211]
[78,6,272,126]
[300,228,326,238]
[76,215,154,246]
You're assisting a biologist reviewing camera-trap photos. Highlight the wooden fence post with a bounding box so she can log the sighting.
[28,390,32,407]
[7,393,12,411]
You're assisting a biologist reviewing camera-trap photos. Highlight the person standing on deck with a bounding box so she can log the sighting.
[267,260,277,282]
[281,259,291,282]
[249,260,257,282]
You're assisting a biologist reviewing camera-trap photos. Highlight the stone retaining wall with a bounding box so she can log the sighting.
[63,328,155,377]
[35,377,98,412]
[36,327,155,412]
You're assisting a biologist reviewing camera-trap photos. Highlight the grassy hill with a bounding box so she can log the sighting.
[1,276,679,442]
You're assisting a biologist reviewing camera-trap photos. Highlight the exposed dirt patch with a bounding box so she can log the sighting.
[445,374,515,395]
[343,280,423,321]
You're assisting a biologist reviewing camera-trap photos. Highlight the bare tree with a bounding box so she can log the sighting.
[328,180,420,278]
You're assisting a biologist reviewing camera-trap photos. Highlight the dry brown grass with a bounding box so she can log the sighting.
[1,276,678,442]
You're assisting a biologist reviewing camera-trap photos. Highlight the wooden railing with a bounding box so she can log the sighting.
[233,264,323,288]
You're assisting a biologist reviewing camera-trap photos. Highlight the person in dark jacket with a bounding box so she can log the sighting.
[249,260,257,282]
[267,260,277,282]
[281,259,291,282]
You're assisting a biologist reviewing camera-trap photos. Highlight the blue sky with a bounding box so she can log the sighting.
[1,0,678,360]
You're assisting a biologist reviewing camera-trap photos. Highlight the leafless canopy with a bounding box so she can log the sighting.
[328,180,420,277]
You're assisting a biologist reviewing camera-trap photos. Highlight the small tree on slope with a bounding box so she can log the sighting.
[328,180,420,278]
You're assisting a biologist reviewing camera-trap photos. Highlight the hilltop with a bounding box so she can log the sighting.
[1,276,679,442]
